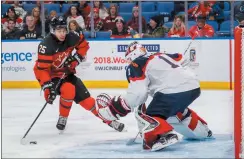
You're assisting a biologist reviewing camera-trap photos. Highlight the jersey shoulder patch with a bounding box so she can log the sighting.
[165,53,182,61]
[126,56,149,83]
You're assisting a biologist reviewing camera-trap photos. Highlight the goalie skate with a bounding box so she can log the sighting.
[56,116,67,131]
[151,131,180,151]
[107,120,125,132]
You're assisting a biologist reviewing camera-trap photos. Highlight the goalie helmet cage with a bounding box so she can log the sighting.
[235,27,244,159]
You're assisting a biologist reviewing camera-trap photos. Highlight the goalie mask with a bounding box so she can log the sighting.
[125,41,148,61]
[50,16,68,34]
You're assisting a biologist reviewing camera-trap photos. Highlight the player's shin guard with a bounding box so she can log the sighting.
[176,108,212,139]
[58,83,75,130]
[59,83,75,117]
[79,97,100,117]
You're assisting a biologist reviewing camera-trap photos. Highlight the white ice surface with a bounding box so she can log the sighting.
[2,89,234,158]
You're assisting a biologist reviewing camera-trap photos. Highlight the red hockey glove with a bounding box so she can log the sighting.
[63,53,85,74]
[96,93,131,122]
[64,53,85,69]
[42,81,56,104]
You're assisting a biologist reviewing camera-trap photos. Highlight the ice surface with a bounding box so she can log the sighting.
[2,89,234,158]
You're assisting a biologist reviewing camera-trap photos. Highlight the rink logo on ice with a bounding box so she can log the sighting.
[1,52,35,64]
[117,44,160,53]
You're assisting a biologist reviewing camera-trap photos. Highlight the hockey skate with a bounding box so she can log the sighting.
[105,120,125,132]
[151,131,180,151]
[56,116,67,131]
[207,129,213,138]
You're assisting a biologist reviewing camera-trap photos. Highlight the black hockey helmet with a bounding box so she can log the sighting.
[50,16,67,34]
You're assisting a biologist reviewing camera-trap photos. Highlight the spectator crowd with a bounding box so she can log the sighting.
[1,1,244,40]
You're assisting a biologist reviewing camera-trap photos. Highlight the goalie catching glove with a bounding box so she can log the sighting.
[95,93,131,121]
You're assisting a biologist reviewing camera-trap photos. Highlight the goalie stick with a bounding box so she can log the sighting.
[126,132,140,146]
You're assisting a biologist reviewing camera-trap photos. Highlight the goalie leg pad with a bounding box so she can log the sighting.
[135,104,158,135]
[78,96,114,126]
[143,117,174,150]
[176,108,212,139]
[135,105,173,149]
[78,97,110,121]
[59,82,75,117]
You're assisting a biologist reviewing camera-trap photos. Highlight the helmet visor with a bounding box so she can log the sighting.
[55,25,67,30]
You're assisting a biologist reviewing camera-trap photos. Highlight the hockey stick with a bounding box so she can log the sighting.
[183,40,193,55]
[126,132,140,146]
[20,73,66,145]
[181,33,198,67]
[183,32,198,55]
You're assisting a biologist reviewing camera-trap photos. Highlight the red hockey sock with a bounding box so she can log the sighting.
[59,83,75,117]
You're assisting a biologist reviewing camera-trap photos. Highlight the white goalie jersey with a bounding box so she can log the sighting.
[123,53,200,109]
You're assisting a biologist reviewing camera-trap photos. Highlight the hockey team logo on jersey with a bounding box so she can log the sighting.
[117,44,160,53]
[53,51,70,68]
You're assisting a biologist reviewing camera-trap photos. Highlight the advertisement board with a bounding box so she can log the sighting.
[1,39,232,89]
[2,41,38,81]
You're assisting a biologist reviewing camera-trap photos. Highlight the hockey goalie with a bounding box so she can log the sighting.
[96,41,213,151]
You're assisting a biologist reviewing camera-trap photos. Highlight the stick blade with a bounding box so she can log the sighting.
[126,138,135,146]
[126,138,140,146]
[20,138,28,145]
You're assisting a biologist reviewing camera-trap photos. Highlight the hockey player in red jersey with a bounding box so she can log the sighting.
[95,41,212,151]
[33,16,124,132]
